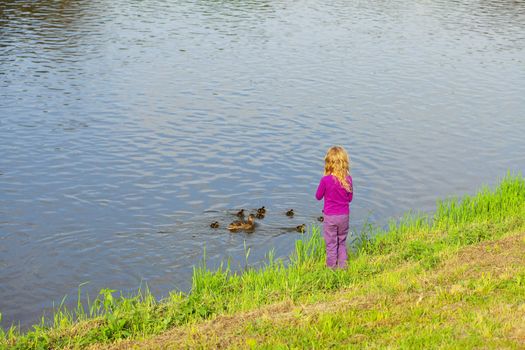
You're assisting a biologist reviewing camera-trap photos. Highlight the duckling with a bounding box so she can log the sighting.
[296,224,306,233]
[286,209,294,217]
[255,212,265,220]
[236,209,245,218]
[317,216,324,222]
[210,221,219,228]
[228,214,255,231]
[257,206,266,215]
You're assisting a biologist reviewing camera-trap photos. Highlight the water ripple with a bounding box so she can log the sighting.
[1,0,525,329]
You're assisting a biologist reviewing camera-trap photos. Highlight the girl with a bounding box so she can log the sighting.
[315,146,353,268]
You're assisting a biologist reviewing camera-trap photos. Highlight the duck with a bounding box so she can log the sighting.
[255,212,265,219]
[317,216,324,222]
[296,224,306,233]
[286,209,294,217]
[257,206,266,215]
[228,214,255,231]
[236,209,245,218]
[210,221,219,228]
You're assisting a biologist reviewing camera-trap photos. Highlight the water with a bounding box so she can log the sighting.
[1,0,524,329]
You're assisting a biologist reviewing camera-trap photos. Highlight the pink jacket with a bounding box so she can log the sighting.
[315,175,353,215]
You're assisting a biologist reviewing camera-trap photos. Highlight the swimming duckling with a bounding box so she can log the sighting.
[210,221,219,228]
[236,209,245,218]
[228,214,255,231]
[257,206,266,215]
[255,212,265,219]
[286,209,294,217]
[317,216,324,222]
[296,224,306,233]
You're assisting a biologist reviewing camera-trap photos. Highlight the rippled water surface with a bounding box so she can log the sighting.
[1,0,524,328]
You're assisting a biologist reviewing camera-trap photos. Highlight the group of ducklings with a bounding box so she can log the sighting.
[227,207,265,232]
[210,207,317,233]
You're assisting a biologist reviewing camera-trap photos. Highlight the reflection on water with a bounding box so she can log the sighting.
[1,0,524,329]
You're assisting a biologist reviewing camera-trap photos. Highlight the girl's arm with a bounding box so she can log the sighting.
[315,177,325,200]
[347,176,353,203]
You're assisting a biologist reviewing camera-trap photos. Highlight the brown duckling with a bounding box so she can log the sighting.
[210,221,219,228]
[257,206,266,215]
[228,214,255,231]
[255,212,265,219]
[236,209,245,218]
[296,224,306,233]
[286,209,294,217]
[317,216,324,222]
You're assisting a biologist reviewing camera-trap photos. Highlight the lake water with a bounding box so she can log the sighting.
[1,0,524,329]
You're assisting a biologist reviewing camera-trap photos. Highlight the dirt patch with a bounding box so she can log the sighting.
[436,233,525,281]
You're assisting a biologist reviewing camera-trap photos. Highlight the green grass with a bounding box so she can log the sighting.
[234,242,525,349]
[1,173,524,349]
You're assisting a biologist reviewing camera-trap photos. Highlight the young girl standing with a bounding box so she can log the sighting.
[315,146,353,268]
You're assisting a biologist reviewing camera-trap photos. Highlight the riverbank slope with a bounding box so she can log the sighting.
[97,231,525,349]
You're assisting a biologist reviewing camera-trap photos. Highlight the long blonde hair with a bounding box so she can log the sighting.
[324,146,351,192]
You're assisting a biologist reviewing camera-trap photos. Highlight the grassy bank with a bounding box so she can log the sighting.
[1,174,525,349]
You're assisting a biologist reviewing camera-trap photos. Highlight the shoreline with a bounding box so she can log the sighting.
[2,174,524,349]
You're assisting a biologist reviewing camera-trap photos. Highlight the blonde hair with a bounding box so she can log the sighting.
[324,146,351,192]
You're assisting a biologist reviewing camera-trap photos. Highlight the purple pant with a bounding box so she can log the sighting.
[323,214,349,268]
